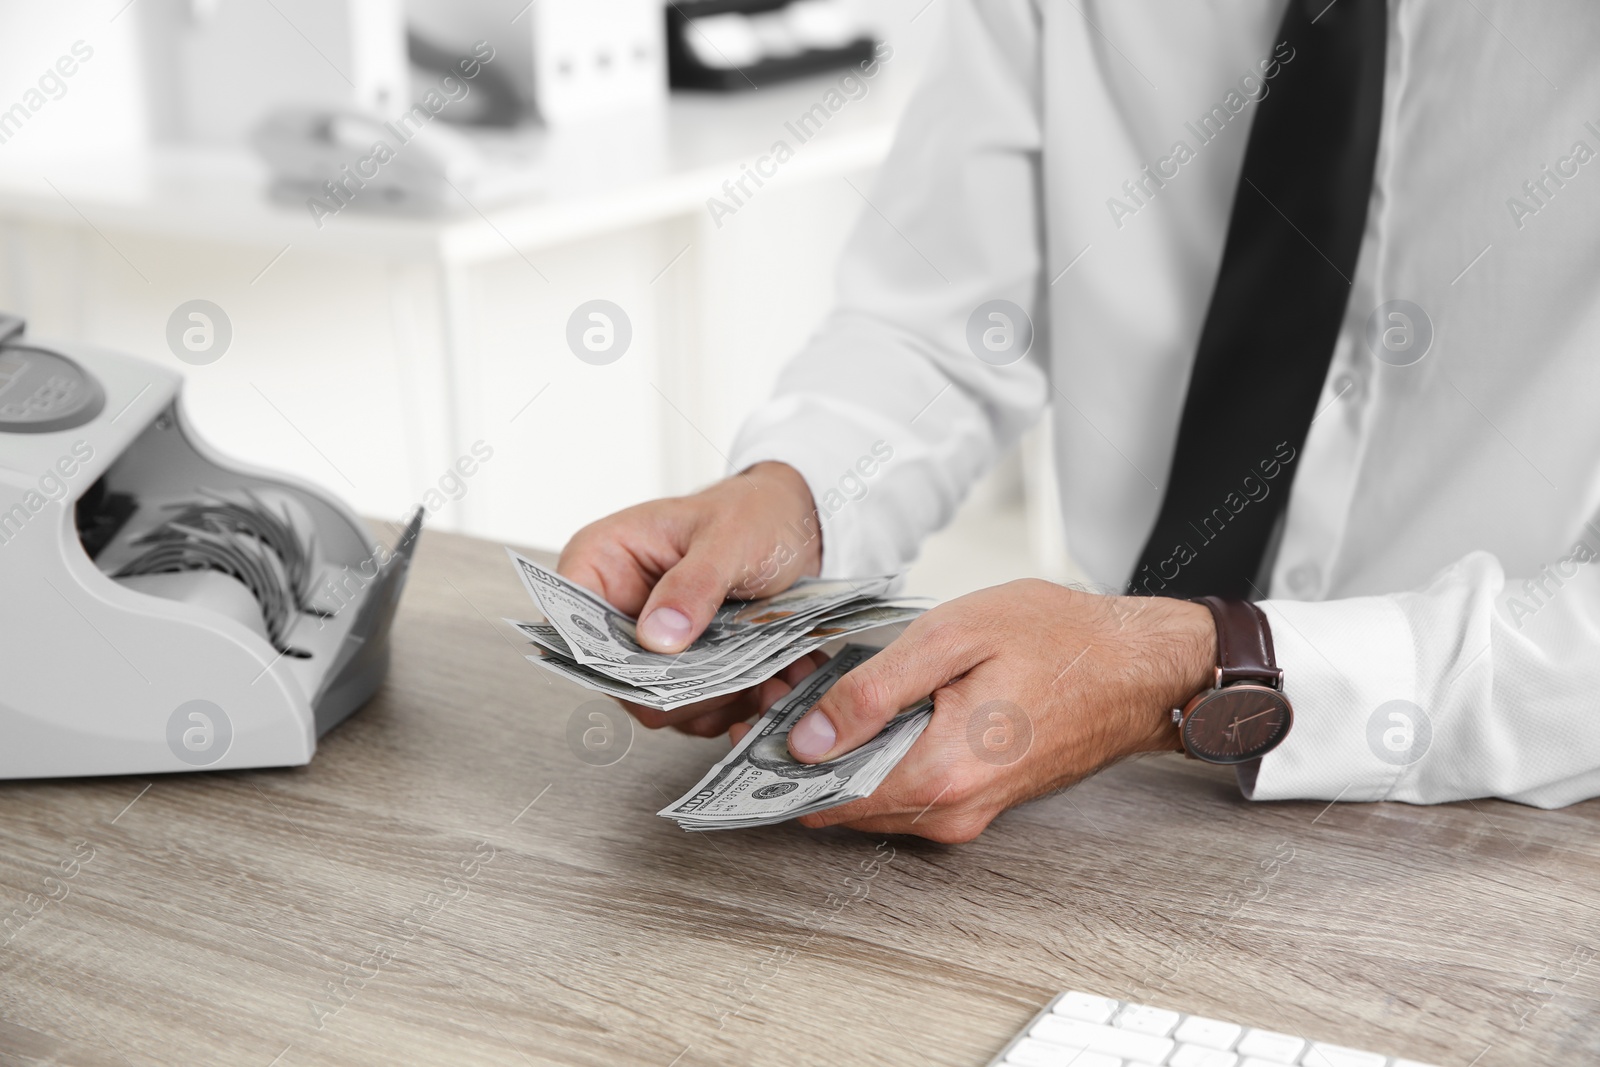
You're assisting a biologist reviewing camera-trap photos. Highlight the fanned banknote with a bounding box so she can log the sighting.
[658,645,933,830]
[504,549,925,710]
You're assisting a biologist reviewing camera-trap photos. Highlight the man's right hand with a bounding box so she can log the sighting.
[555,461,826,737]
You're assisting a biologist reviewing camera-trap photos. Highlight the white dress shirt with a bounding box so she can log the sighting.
[728,0,1600,808]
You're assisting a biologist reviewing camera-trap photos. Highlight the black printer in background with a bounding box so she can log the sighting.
[667,0,879,91]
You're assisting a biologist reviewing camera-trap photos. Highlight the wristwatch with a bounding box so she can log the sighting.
[1172,596,1293,765]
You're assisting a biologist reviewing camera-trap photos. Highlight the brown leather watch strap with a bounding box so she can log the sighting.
[1192,596,1282,688]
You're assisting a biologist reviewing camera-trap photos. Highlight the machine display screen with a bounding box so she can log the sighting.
[0,345,105,433]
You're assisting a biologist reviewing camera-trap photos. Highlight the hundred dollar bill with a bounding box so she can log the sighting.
[658,645,934,830]
[523,648,826,711]
[511,602,924,709]
[506,548,896,680]
[523,650,672,706]
[627,602,925,694]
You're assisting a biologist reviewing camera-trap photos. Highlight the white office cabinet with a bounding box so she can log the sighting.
[0,19,933,553]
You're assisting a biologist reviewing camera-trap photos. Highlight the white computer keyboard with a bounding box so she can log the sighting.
[987,991,1440,1067]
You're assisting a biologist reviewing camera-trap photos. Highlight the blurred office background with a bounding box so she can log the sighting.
[0,0,1075,599]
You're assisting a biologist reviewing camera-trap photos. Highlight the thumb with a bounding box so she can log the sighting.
[635,538,736,653]
[788,627,977,763]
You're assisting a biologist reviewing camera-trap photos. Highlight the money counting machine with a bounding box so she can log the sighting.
[0,314,420,778]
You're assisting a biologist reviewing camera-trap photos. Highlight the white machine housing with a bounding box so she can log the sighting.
[0,316,416,779]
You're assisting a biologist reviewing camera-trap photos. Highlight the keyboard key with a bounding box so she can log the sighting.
[1236,1029,1306,1062]
[1053,991,1119,1024]
[1174,1016,1243,1050]
[1004,1037,1121,1067]
[1031,1015,1176,1063]
[1303,1042,1387,1067]
[1170,1045,1240,1067]
[1115,1004,1180,1037]
[996,990,1434,1067]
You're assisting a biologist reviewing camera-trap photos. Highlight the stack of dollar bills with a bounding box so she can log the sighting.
[658,645,933,831]
[505,550,925,711]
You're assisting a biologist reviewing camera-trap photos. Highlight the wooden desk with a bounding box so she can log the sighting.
[3,530,1597,1066]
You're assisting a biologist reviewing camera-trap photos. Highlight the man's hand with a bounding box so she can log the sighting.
[726,580,1217,843]
[556,461,825,737]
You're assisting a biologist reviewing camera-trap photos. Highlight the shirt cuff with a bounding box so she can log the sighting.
[1243,594,1420,802]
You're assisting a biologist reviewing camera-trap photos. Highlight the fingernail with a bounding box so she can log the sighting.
[788,710,836,761]
[639,607,692,651]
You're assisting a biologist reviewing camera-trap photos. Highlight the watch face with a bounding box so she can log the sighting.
[1181,684,1293,765]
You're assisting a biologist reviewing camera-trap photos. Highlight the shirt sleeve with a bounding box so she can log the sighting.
[1248,538,1600,808]
[726,0,1049,580]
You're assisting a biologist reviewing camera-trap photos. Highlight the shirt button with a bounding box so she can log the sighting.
[1286,563,1322,596]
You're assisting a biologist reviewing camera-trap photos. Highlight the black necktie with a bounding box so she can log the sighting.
[1128,0,1387,599]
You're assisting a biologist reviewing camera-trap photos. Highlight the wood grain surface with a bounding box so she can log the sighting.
[2,529,1597,1066]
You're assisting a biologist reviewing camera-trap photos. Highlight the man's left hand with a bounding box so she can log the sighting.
[726,580,1217,843]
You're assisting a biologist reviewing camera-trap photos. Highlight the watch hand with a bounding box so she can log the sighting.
[1221,708,1274,745]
